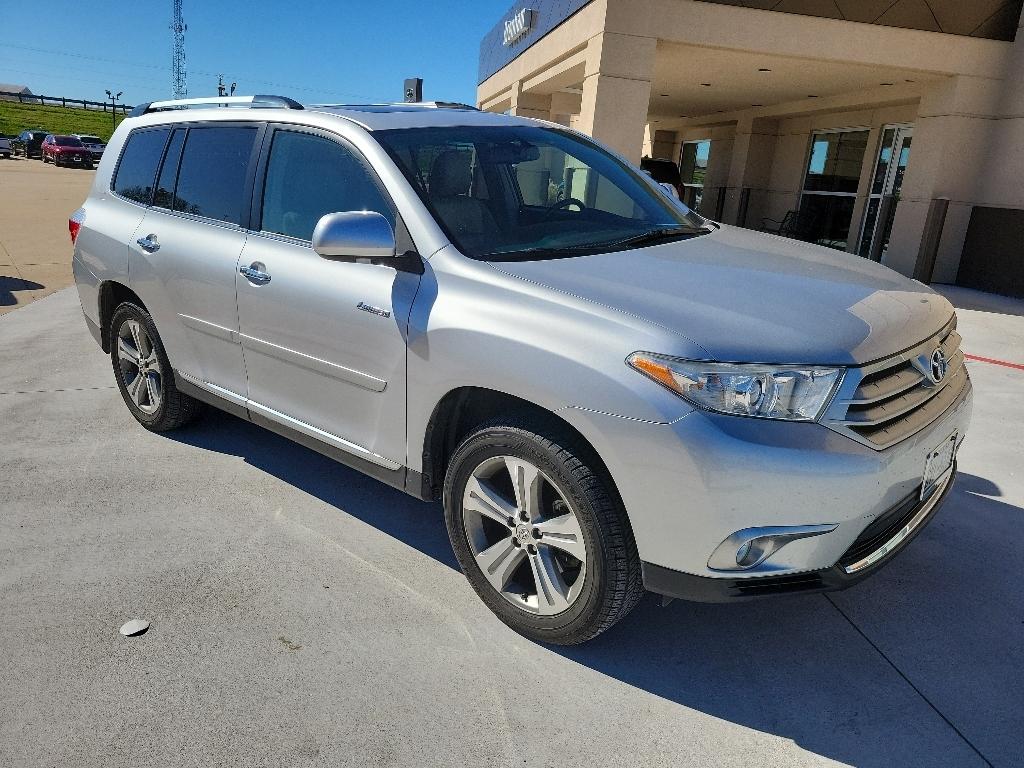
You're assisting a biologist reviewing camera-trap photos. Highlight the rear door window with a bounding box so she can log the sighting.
[172,126,257,225]
[113,128,170,205]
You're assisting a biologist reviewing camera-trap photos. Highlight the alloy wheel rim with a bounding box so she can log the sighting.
[117,319,162,414]
[462,455,587,615]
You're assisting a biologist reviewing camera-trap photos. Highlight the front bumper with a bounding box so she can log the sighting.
[642,461,957,602]
[562,369,972,598]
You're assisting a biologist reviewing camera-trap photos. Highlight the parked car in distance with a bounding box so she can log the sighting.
[73,134,106,161]
[71,96,972,645]
[12,130,50,158]
[0,137,12,159]
[41,134,94,168]
[640,156,684,199]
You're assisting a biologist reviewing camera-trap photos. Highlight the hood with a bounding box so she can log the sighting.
[489,225,953,366]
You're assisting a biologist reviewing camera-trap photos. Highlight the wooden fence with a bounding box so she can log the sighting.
[0,91,134,113]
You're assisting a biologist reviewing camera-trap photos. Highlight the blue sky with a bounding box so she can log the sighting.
[0,0,513,107]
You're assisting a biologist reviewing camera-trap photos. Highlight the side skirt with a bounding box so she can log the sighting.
[174,372,431,501]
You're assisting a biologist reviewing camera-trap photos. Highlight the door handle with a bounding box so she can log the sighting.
[239,263,272,285]
[136,234,160,252]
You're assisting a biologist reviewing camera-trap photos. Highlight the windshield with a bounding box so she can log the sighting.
[55,136,84,147]
[375,125,708,260]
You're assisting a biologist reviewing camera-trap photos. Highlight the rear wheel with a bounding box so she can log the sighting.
[110,303,202,432]
[444,419,643,645]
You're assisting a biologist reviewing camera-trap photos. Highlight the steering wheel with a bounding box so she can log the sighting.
[544,197,587,217]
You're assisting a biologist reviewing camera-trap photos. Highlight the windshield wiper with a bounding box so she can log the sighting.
[482,226,711,261]
[563,225,711,253]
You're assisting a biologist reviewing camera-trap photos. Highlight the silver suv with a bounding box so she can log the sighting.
[71,96,972,644]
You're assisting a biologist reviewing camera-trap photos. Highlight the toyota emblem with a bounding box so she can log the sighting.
[929,348,948,383]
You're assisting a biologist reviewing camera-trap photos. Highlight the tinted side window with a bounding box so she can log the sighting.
[153,129,185,210]
[260,130,393,241]
[113,129,170,204]
[173,127,257,225]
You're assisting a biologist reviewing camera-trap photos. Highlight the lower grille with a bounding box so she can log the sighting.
[838,490,920,568]
[823,320,968,449]
[731,572,824,596]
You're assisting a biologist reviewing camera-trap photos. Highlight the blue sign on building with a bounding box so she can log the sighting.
[478,0,594,84]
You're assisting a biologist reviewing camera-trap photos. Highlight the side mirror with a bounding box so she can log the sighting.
[312,211,396,261]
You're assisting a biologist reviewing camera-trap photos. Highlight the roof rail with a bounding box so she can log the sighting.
[311,101,479,111]
[128,94,303,118]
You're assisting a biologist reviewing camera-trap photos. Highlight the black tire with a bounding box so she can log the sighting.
[444,418,644,645]
[109,302,202,432]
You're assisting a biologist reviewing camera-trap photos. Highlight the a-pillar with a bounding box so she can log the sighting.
[578,32,656,162]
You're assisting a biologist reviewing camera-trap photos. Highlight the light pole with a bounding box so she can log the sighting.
[105,90,122,132]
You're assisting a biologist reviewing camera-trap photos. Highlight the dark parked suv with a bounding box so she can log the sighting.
[12,130,50,158]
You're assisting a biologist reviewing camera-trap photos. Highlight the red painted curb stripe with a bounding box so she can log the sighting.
[965,353,1024,372]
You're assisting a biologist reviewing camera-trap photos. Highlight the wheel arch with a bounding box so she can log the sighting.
[417,386,622,507]
[97,280,148,353]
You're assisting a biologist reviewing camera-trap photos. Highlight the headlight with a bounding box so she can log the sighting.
[627,352,843,421]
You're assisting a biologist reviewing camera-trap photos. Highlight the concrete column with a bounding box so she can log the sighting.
[510,81,552,120]
[549,91,582,127]
[721,116,778,226]
[884,75,1001,279]
[578,32,656,161]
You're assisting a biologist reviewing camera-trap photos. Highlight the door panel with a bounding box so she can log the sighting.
[130,211,248,396]
[128,124,259,397]
[236,233,418,466]
[236,126,418,467]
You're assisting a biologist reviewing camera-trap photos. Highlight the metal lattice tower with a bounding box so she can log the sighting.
[170,0,187,99]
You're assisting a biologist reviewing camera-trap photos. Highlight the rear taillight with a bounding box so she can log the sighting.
[69,209,84,244]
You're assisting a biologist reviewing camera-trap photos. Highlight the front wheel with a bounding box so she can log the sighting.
[444,419,644,645]
[110,303,202,431]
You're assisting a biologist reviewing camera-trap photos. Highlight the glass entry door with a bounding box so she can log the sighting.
[798,129,870,251]
[679,139,710,212]
[858,125,913,259]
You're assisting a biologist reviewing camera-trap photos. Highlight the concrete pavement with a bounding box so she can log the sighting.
[1,286,1022,767]
[0,158,93,314]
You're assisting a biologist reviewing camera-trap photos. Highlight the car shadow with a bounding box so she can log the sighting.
[167,408,459,569]
[0,275,44,306]
[162,410,1018,766]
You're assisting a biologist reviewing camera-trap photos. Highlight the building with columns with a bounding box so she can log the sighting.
[477,0,1024,297]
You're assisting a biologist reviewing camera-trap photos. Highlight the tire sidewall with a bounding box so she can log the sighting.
[109,303,173,429]
[444,425,611,641]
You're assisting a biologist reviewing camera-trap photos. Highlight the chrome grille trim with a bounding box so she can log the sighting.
[822,318,967,450]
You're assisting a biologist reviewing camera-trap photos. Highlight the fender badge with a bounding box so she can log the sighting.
[357,302,391,318]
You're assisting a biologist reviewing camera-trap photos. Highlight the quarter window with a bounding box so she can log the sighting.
[112,128,170,205]
[260,130,393,241]
[172,127,257,225]
[153,128,185,210]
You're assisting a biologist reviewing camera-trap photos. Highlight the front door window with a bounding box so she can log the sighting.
[858,125,913,259]
[798,129,869,251]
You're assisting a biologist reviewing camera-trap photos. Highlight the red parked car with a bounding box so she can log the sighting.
[40,135,94,169]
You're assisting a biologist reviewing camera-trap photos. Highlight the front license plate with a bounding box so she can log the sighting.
[922,431,957,500]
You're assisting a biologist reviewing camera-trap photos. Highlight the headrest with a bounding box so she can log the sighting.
[429,150,473,198]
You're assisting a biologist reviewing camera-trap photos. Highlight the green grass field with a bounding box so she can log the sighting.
[0,100,127,141]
